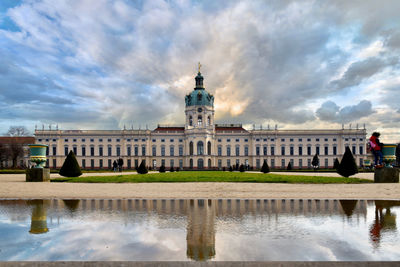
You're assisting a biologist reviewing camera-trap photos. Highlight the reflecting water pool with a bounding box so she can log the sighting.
[0,199,399,261]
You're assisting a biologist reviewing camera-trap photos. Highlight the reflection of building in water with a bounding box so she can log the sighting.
[186,199,215,261]
[28,200,50,234]
[369,200,399,248]
[339,200,359,217]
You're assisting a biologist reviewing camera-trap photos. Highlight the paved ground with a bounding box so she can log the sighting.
[0,171,397,200]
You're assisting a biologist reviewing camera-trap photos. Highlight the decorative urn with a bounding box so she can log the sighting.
[28,144,48,168]
[382,144,397,167]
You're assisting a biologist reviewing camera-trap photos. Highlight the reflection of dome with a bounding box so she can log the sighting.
[339,200,358,217]
[63,199,80,212]
[185,72,214,107]
[29,200,49,234]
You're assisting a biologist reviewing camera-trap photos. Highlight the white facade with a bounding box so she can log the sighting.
[35,72,367,170]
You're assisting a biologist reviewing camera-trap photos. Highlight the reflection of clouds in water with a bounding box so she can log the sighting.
[0,199,400,261]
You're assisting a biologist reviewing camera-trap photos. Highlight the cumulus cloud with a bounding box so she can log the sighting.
[316,100,374,123]
[0,0,399,140]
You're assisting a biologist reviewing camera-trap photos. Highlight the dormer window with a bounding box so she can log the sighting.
[197,92,202,101]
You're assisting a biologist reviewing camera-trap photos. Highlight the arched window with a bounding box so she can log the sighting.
[197,141,204,155]
[198,115,202,126]
[207,116,211,126]
[208,159,212,168]
[189,141,193,155]
[198,158,204,169]
[207,141,211,155]
[189,116,193,126]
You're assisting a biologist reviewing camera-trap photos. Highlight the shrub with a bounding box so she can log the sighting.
[312,154,319,170]
[261,160,270,173]
[159,164,166,173]
[175,167,180,172]
[59,150,82,177]
[229,166,233,172]
[333,158,340,169]
[337,147,358,177]
[137,160,148,174]
[287,162,292,170]
[222,167,226,171]
[170,166,175,172]
[239,164,245,172]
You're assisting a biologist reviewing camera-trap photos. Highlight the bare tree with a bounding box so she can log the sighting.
[0,143,7,168]
[6,126,30,137]
[8,139,24,168]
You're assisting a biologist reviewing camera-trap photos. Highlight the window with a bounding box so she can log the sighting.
[108,146,112,156]
[90,146,94,156]
[345,138,349,141]
[290,138,294,142]
[227,139,231,142]
[298,138,302,142]
[263,138,267,142]
[179,146,183,156]
[244,139,248,142]
[352,138,356,141]
[141,139,145,142]
[64,139,68,142]
[197,141,204,155]
[179,159,183,168]
[108,139,112,142]
[179,139,183,143]
[325,158,329,168]
[82,159,86,169]
[170,139,174,142]
[82,146,86,156]
[256,159,260,169]
[134,139,138,142]
[207,141,211,155]
[307,146,311,156]
[281,138,285,142]
[73,139,77,142]
[189,142,193,155]
[116,139,120,142]
[256,139,260,142]
[127,146,131,156]
[281,159,285,168]
[324,138,328,142]
[189,116,193,126]
[359,146,363,155]
[307,138,311,142]
[298,146,303,156]
[161,159,165,167]
[161,139,165,142]
[134,146,139,156]
[161,146,165,156]
[244,146,249,156]
[218,139,221,142]
[263,146,267,156]
[236,139,239,142]
[281,146,285,156]
[308,159,311,168]
[218,146,222,156]
[218,159,222,169]
[91,159,94,169]
[52,146,57,156]
[99,159,103,169]
[316,146,320,155]
[333,146,337,155]
[360,138,363,141]
[73,147,77,155]
[170,146,174,156]
[52,139,56,142]
[152,139,156,142]
[271,146,275,156]
[333,138,337,142]
[299,159,303,169]
[99,138,103,142]
[127,159,131,169]
[126,139,130,142]
[170,159,174,168]
[290,146,294,156]
[64,146,68,156]
[227,146,231,156]
[45,139,49,142]
[141,145,146,156]
[207,116,211,126]
[227,159,231,167]
[256,146,260,156]
[352,146,356,155]
[99,146,103,156]
[89,139,93,142]
[322,146,328,155]
[316,138,320,142]
[197,115,202,126]
[271,159,275,168]
[81,139,85,142]
[235,146,240,156]
[152,146,157,156]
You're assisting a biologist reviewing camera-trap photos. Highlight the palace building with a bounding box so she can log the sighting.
[34,69,367,170]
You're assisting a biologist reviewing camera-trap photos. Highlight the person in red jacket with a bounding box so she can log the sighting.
[369,132,383,168]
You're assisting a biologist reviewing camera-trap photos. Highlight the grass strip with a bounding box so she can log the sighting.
[51,171,372,184]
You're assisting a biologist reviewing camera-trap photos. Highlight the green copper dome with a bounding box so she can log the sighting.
[185,72,214,107]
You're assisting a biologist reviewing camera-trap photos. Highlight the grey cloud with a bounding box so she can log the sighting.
[316,100,374,123]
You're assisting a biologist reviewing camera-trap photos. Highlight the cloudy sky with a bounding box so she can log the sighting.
[0,0,399,142]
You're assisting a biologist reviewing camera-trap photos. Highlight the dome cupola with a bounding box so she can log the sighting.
[185,63,214,107]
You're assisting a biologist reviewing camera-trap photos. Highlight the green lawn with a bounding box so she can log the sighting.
[51,171,372,184]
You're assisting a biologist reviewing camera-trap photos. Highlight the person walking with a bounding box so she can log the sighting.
[369,132,383,168]
[118,157,124,172]
[112,160,118,172]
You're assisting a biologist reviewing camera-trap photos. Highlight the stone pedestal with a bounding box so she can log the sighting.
[26,168,50,182]
[374,168,399,183]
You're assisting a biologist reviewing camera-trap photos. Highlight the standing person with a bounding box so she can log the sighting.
[112,160,118,172]
[369,132,383,168]
[118,157,124,172]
